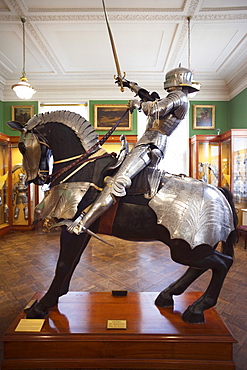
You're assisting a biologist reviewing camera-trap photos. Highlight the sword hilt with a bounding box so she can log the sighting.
[114,72,126,92]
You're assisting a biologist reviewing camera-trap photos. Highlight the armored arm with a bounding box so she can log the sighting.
[12,182,18,205]
[141,91,188,120]
[115,77,160,102]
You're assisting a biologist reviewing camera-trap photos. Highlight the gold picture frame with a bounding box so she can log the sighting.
[193,105,215,129]
[94,104,132,131]
[12,105,34,124]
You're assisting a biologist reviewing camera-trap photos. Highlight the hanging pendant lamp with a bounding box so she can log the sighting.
[12,17,36,100]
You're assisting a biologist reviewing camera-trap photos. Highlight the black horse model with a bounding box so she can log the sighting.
[7,111,238,324]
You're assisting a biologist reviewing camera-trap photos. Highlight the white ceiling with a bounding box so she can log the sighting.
[0,0,247,103]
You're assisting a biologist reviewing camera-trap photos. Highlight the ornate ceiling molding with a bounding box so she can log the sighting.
[0,14,19,21]
[186,0,200,15]
[28,8,184,13]
[4,0,22,15]
[193,14,247,21]
[1,13,244,23]
[201,6,247,12]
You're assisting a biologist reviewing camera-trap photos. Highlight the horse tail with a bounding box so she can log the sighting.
[218,187,238,258]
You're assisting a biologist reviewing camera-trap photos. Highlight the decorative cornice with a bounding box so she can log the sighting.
[0,65,11,79]
[226,66,247,99]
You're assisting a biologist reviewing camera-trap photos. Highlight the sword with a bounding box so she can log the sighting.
[102,0,125,92]
[50,219,115,247]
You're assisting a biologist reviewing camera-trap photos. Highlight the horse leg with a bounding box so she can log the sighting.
[181,250,233,324]
[155,267,207,307]
[26,226,90,319]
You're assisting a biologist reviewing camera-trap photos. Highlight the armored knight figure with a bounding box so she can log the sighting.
[66,66,200,235]
[13,172,28,220]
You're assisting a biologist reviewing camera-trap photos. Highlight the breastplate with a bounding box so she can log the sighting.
[146,91,189,136]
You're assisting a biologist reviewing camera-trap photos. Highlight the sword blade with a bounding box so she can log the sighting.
[102,0,124,91]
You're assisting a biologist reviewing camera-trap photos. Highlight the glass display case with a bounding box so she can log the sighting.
[10,137,38,230]
[0,133,11,235]
[0,134,39,236]
[189,134,219,186]
[190,129,247,224]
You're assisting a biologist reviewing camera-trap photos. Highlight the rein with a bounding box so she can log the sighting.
[49,108,130,185]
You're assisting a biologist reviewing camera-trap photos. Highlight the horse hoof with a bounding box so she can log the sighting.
[155,291,174,308]
[26,302,49,319]
[182,306,205,324]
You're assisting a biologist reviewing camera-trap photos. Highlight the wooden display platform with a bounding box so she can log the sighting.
[1,291,236,370]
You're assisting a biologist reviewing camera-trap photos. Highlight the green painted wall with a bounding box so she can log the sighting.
[0,100,3,133]
[189,100,230,137]
[229,88,247,128]
[0,101,38,136]
[189,88,247,136]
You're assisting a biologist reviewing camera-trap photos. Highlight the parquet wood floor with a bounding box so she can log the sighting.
[0,229,247,370]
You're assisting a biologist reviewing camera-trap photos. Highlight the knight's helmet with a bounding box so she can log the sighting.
[164,66,200,93]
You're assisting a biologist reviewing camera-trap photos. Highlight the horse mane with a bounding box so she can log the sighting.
[26,110,99,152]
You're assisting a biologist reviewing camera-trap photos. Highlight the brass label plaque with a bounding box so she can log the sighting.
[107,319,127,329]
[15,319,45,332]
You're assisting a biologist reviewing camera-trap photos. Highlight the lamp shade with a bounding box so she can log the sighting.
[12,77,36,100]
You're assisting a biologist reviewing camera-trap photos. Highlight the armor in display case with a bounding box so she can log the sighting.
[189,129,247,224]
[0,135,10,233]
[11,139,38,228]
[12,172,28,221]
[0,133,39,236]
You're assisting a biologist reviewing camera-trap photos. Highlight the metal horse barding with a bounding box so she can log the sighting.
[7,110,238,324]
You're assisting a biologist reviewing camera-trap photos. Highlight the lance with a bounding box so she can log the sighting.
[102,0,125,92]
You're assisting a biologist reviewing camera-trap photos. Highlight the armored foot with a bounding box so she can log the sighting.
[155,290,174,308]
[26,302,50,319]
[182,305,205,324]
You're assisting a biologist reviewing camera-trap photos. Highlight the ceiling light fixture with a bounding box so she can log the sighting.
[11,17,36,100]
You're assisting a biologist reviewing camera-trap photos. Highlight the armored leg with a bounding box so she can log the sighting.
[67,144,152,235]
[4,204,9,223]
[14,206,20,219]
[24,206,28,220]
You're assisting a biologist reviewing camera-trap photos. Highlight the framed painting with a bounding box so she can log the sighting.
[193,105,215,129]
[94,104,132,131]
[12,105,34,124]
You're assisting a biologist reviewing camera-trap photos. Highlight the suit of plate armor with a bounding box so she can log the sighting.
[68,67,200,235]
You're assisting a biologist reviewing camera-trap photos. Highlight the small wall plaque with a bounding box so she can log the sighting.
[107,320,127,329]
